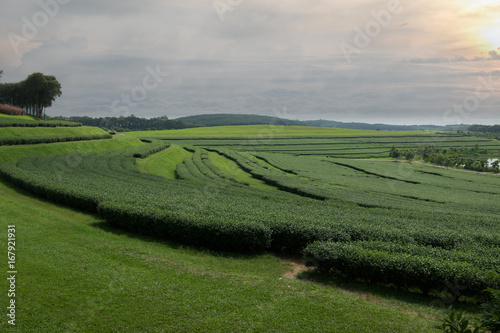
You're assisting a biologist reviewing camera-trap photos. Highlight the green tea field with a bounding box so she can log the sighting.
[1,122,499,332]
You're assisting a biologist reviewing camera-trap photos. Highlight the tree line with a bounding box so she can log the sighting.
[47,115,197,132]
[0,70,62,119]
[389,145,499,173]
[468,124,500,133]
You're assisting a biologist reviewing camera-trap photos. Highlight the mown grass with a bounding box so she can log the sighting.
[125,125,436,139]
[0,135,144,163]
[0,178,439,332]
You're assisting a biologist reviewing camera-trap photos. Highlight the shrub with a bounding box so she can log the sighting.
[0,104,26,115]
[303,241,498,296]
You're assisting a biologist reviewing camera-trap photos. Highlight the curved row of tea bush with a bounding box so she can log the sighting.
[0,147,499,261]
[132,140,170,158]
[0,116,81,127]
[174,149,500,252]
[216,150,329,200]
[177,148,251,186]
[0,133,112,146]
[303,241,500,296]
[0,149,273,252]
[323,240,500,271]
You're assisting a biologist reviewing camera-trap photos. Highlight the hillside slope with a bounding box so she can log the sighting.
[176,114,303,127]
[175,113,469,131]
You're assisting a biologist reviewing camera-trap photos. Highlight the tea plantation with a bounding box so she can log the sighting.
[1,123,499,331]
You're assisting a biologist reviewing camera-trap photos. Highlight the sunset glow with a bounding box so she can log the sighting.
[454,0,499,52]
[480,23,500,50]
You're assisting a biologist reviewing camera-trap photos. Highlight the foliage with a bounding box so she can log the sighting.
[47,114,194,132]
[131,139,169,158]
[479,281,500,332]
[0,73,62,119]
[0,177,438,332]
[389,144,499,173]
[1,144,499,257]
[434,307,480,333]
[1,125,500,303]
[0,114,81,127]
[468,124,500,133]
[138,129,499,160]
[303,241,499,296]
[434,282,500,332]
[0,126,111,146]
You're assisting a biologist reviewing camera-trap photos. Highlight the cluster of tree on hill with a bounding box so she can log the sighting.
[389,145,499,173]
[47,115,196,132]
[0,70,61,119]
[468,124,500,133]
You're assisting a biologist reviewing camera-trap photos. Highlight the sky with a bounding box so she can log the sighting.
[0,0,499,125]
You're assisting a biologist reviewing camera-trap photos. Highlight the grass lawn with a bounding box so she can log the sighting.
[0,178,440,332]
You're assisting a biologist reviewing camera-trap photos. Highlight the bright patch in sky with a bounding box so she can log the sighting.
[479,23,500,50]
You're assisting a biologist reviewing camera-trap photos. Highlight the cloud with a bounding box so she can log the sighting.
[1,1,500,125]
[408,49,500,63]
[489,50,500,60]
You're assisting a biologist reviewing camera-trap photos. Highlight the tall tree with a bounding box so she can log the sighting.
[492,160,500,173]
[22,73,62,119]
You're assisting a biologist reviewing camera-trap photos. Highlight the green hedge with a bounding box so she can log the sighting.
[1,149,499,268]
[132,140,169,158]
[0,134,111,146]
[303,241,500,296]
[0,117,81,127]
[98,200,271,253]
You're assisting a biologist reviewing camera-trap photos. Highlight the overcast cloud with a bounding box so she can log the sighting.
[0,0,499,125]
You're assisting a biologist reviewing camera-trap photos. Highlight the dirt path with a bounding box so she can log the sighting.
[280,257,308,280]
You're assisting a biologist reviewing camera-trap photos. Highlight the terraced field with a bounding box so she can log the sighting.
[128,125,500,159]
[0,113,81,127]
[1,122,498,331]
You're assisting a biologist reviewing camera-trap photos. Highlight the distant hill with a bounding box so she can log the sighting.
[176,114,303,127]
[176,113,469,132]
[302,119,469,132]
